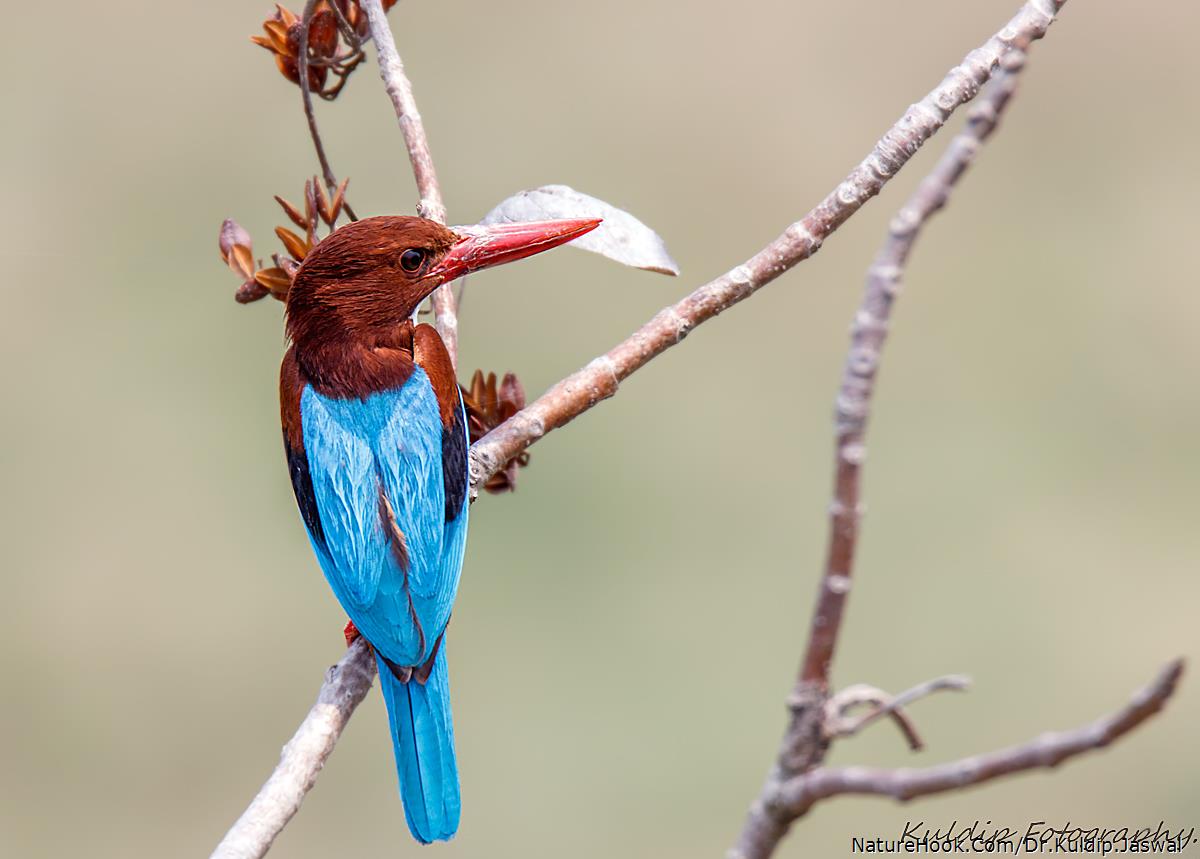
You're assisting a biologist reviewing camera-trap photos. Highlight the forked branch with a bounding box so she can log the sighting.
[778,659,1183,819]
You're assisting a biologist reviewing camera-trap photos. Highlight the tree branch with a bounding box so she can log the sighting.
[361,0,458,363]
[777,659,1184,818]
[298,0,358,222]
[467,0,1067,498]
[729,29,1080,859]
[800,45,1031,696]
[210,638,377,859]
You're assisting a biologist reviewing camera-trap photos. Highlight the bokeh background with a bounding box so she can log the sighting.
[2,1,1197,856]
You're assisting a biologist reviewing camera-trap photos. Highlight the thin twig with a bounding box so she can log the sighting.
[317,51,367,102]
[299,0,358,222]
[778,659,1183,818]
[327,0,362,45]
[824,684,928,751]
[361,0,458,363]
[210,637,376,859]
[825,675,971,749]
[729,32,1050,859]
[467,0,1066,500]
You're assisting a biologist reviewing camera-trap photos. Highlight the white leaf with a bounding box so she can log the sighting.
[481,185,679,276]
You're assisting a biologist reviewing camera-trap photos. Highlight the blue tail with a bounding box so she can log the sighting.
[376,645,461,843]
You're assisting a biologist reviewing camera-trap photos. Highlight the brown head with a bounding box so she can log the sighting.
[286,214,600,362]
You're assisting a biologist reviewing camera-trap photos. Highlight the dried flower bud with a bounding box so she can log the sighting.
[235,280,271,304]
[251,1,375,99]
[219,218,252,262]
[461,370,531,493]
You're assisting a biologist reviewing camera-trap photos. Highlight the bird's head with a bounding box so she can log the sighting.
[285,215,600,353]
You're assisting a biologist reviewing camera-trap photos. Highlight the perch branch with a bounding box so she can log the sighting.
[361,0,459,363]
[298,0,358,222]
[778,659,1184,818]
[210,637,377,859]
[467,0,1066,498]
[729,33,1067,859]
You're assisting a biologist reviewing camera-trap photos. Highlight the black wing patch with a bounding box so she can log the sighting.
[441,401,467,522]
[285,432,327,551]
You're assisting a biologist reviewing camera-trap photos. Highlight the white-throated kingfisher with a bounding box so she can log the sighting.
[280,214,600,842]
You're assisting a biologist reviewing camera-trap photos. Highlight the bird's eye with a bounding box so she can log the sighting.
[399,248,427,273]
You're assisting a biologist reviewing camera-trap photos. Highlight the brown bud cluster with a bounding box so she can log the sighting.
[461,371,531,493]
[250,2,398,99]
[218,176,349,303]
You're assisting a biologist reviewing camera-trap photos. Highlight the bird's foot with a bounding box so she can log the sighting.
[343,619,360,647]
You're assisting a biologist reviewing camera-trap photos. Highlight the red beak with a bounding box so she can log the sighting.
[429,218,601,284]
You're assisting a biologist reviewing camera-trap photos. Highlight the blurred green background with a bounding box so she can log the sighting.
[2,1,1196,856]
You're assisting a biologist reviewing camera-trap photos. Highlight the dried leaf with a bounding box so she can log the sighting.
[254,266,293,296]
[309,8,339,57]
[498,373,525,417]
[263,19,291,53]
[230,245,256,281]
[343,2,365,35]
[275,4,299,28]
[275,226,310,261]
[304,180,317,231]
[313,179,330,225]
[481,184,679,276]
[326,177,349,225]
[274,53,300,85]
[275,195,308,230]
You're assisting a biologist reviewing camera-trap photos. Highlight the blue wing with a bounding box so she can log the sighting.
[298,367,467,667]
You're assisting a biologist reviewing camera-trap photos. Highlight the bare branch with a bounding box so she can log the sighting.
[361,0,458,363]
[778,659,1184,818]
[467,0,1067,499]
[298,0,358,222]
[210,638,377,859]
[730,27,1064,859]
[800,47,1030,694]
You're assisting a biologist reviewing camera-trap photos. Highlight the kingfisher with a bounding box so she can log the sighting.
[280,214,600,842]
